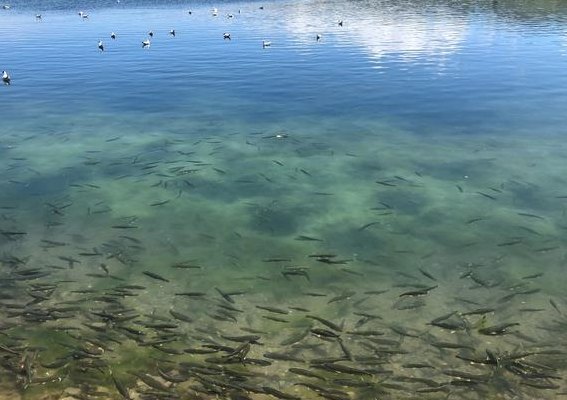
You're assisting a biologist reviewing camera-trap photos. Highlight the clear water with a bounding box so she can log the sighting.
[1,1,567,399]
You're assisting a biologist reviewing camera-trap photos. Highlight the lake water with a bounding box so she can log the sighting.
[1,1,567,399]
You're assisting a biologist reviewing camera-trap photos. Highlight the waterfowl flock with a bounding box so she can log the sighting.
[0,3,332,85]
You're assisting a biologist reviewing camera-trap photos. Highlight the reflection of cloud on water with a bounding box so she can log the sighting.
[282,1,469,65]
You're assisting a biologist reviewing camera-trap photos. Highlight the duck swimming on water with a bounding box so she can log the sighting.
[2,70,10,85]
[98,40,104,51]
[262,40,271,48]
[142,38,151,48]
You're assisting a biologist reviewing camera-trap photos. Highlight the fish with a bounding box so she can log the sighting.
[306,315,343,332]
[169,310,193,323]
[478,322,519,335]
[328,291,356,304]
[256,305,289,315]
[522,272,543,279]
[288,368,326,381]
[294,235,323,241]
[261,387,300,400]
[549,299,561,314]
[418,268,436,281]
[461,308,495,316]
[358,221,380,231]
[477,192,496,200]
[399,285,438,297]
[142,271,169,282]
[150,200,171,207]
[517,212,545,220]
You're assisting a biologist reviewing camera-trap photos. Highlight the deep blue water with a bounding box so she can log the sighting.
[2,0,567,136]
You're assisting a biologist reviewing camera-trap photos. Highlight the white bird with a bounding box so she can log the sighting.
[169,29,176,37]
[316,34,321,41]
[35,14,42,20]
[98,40,104,51]
[212,7,218,16]
[2,70,10,85]
[338,20,343,26]
[227,13,233,18]
[142,38,151,48]
[2,4,10,10]
[262,40,271,48]
[223,32,231,40]
[110,32,116,39]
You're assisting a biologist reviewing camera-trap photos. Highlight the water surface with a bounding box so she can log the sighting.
[1,1,567,399]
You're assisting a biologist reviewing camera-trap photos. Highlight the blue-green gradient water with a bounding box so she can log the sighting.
[1,1,567,399]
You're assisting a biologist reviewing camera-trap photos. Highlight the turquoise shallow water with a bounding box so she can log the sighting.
[1,1,567,399]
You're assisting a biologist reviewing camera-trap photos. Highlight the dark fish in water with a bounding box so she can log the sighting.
[256,305,289,315]
[169,310,193,323]
[477,192,496,200]
[112,375,132,399]
[517,212,545,220]
[522,272,543,279]
[520,381,560,390]
[328,291,356,304]
[402,363,435,369]
[358,221,380,231]
[307,315,342,332]
[312,363,373,377]
[222,334,261,344]
[282,269,310,281]
[215,287,235,303]
[443,370,491,382]
[142,271,169,282]
[399,285,438,297]
[288,368,326,381]
[461,308,495,316]
[261,386,300,400]
[280,329,310,346]
[150,200,171,207]
[418,268,436,281]
[294,235,323,241]
[129,372,171,391]
[431,341,475,351]
[346,330,384,337]
[549,299,561,314]
[262,315,289,323]
[478,322,519,335]
[497,240,522,247]
[364,290,388,295]
[302,292,327,297]
[311,328,340,339]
